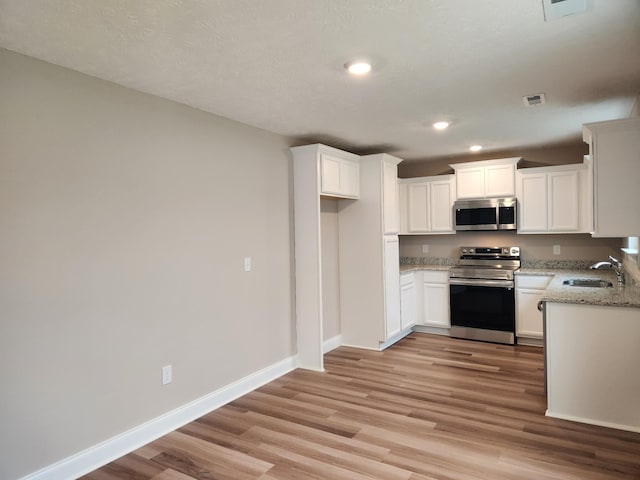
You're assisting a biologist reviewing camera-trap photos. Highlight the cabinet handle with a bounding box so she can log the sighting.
[537,300,545,312]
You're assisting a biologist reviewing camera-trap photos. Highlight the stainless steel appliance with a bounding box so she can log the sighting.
[449,246,520,344]
[454,197,517,231]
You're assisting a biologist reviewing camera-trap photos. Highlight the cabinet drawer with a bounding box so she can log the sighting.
[516,275,552,290]
[422,270,449,284]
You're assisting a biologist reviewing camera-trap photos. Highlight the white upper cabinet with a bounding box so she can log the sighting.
[517,163,589,234]
[450,157,521,199]
[320,152,360,199]
[583,117,640,238]
[399,175,455,234]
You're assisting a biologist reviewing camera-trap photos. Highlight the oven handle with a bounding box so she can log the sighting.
[449,278,514,288]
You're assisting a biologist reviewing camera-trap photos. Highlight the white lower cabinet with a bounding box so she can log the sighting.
[400,269,450,332]
[400,272,416,331]
[422,271,450,328]
[515,275,552,343]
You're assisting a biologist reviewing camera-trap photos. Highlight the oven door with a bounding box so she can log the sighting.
[449,278,515,343]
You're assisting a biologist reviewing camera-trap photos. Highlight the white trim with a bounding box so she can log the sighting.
[322,334,342,354]
[379,328,413,350]
[20,355,298,480]
[545,410,640,434]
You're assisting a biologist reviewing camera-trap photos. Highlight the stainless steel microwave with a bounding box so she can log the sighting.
[454,197,517,231]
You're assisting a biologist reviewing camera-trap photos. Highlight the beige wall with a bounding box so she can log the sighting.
[400,232,621,262]
[398,143,588,178]
[0,49,294,479]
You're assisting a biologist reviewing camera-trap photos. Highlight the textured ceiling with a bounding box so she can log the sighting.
[1,0,639,161]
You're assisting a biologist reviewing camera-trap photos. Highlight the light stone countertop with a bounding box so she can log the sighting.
[400,258,640,308]
[400,264,451,273]
[517,269,640,309]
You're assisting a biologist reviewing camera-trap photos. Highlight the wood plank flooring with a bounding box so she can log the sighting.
[82,333,640,480]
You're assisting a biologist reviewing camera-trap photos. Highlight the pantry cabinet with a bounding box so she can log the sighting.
[339,153,406,350]
[515,274,552,344]
[517,163,589,234]
[450,157,521,199]
[583,117,640,237]
[399,175,455,234]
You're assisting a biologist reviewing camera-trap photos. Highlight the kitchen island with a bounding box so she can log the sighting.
[541,274,640,433]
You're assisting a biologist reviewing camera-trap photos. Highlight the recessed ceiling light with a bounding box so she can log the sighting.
[469,145,483,152]
[433,121,450,130]
[345,61,372,75]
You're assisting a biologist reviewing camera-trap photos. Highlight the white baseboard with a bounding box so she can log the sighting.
[516,336,543,347]
[379,328,413,350]
[20,355,298,480]
[545,409,640,434]
[322,334,342,354]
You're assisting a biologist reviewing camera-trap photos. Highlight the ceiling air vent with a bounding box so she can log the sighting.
[523,93,546,107]
[542,0,589,21]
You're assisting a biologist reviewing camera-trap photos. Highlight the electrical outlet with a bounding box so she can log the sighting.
[422,244,429,254]
[553,245,561,255]
[162,365,172,385]
[243,257,251,272]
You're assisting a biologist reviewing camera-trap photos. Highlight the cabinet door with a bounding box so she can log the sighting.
[516,288,544,338]
[400,275,416,331]
[383,236,401,340]
[423,282,450,328]
[340,159,359,198]
[456,167,485,199]
[518,173,548,232]
[548,170,579,232]
[587,118,640,237]
[383,161,400,234]
[485,164,515,197]
[320,154,359,198]
[429,180,454,232]
[320,154,342,195]
[407,183,430,233]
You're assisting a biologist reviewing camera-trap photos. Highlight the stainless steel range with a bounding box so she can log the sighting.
[449,246,520,345]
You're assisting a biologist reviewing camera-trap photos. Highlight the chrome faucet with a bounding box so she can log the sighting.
[590,255,625,286]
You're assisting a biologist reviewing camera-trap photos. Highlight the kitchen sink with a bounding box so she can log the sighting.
[562,278,613,288]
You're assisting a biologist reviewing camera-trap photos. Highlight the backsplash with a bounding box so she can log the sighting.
[519,259,599,270]
[401,256,601,270]
[400,256,456,266]
[400,232,621,262]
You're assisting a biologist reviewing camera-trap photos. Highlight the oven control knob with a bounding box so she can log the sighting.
[462,248,468,254]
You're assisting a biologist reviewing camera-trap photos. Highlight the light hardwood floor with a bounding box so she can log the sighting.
[82,333,640,480]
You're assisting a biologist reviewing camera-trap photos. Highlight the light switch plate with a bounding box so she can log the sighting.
[553,245,561,255]
[422,244,429,254]
[162,365,172,385]
[243,257,252,272]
